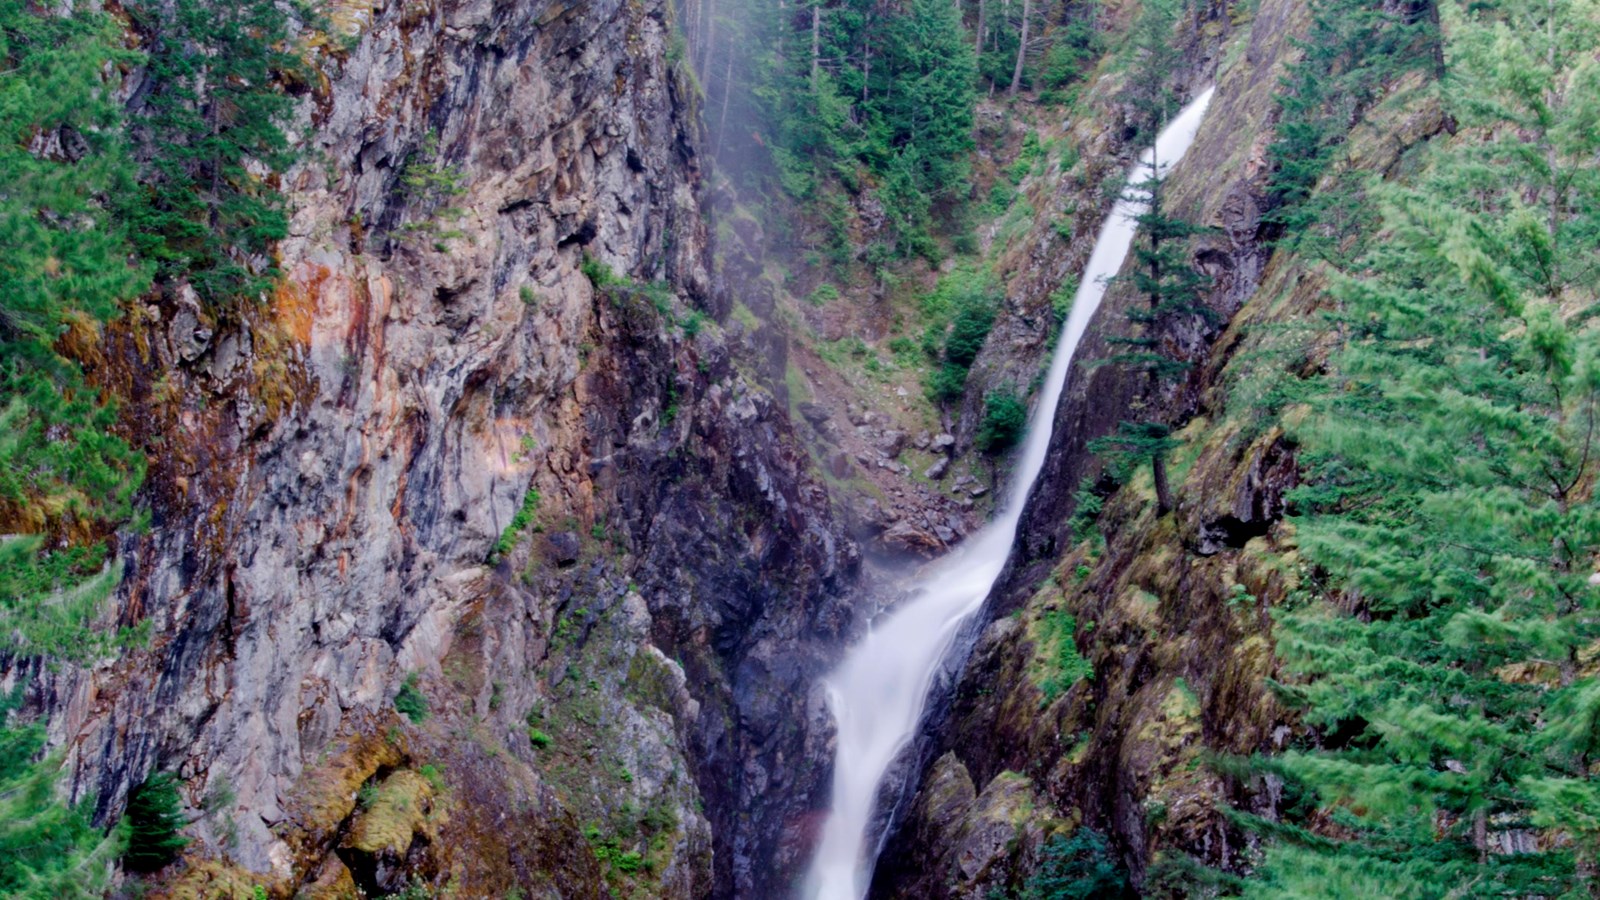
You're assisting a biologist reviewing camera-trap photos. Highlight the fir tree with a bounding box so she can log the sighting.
[0,689,120,897]
[1090,90,1214,515]
[1242,0,1600,892]
[0,0,148,657]
[123,771,189,872]
[119,0,302,310]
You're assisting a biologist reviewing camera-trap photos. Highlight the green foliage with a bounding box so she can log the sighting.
[580,254,625,289]
[0,1,149,660]
[1091,149,1214,514]
[1239,0,1600,893]
[764,0,977,260]
[1118,0,1182,145]
[588,826,647,875]
[490,487,541,562]
[1039,16,1103,92]
[0,690,119,897]
[1036,609,1094,702]
[920,269,1002,404]
[393,673,429,724]
[123,772,188,873]
[399,130,466,217]
[1263,0,1439,244]
[945,305,997,368]
[527,728,553,749]
[1025,828,1129,899]
[977,389,1028,453]
[119,0,301,308]
[927,363,972,404]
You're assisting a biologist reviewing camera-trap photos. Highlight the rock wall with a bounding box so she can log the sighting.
[869,0,1457,895]
[5,0,854,895]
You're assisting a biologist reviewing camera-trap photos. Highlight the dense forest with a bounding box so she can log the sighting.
[3,0,1599,894]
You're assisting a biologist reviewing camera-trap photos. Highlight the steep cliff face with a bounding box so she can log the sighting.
[7,0,853,894]
[869,1,1453,896]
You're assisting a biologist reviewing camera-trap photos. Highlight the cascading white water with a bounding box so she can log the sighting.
[803,87,1216,900]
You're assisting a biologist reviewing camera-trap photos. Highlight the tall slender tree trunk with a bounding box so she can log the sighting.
[975,0,985,56]
[1008,0,1030,95]
[701,0,718,81]
[811,4,821,84]
[861,41,870,102]
[1152,453,1174,515]
[716,44,735,157]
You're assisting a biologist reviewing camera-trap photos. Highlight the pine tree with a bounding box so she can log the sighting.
[0,689,120,897]
[118,0,302,310]
[0,0,149,657]
[123,771,190,872]
[1242,0,1600,892]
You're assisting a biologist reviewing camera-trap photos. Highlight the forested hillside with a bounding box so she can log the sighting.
[2,0,1598,894]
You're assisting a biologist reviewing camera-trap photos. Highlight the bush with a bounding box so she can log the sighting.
[393,673,429,724]
[926,363,970,404]
[944,305,995,368]
[124,772,188,872]
[977,389,1028,453]
[489,487,541,562]
[1026,828,1129,899]
[527,728,553,749]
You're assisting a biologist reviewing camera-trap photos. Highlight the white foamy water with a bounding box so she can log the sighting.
[802,87,1216,900]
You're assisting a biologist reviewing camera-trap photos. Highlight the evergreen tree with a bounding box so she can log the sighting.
[0,0,149,657]
[1025,827,1131,899]
[1090,72,1214,515]
[1262,0,1440,248]
[119,0,301,310]
[123,771,190,872]
[762,0,975,260]
[1242,0,1600,892]
[0,689,120,897]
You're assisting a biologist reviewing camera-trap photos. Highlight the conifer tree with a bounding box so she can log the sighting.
[1242,0,1600,892]
[1089,1,1212,516]
[0,689,120,897]
[123,772,190,872]
[119,0,301,310]
[0,0,148,657]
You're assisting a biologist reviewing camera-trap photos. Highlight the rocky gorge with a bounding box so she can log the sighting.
[0,0,1491,895]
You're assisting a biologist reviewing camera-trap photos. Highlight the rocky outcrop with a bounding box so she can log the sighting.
[4,0,857,895]
[870,0,1463,892]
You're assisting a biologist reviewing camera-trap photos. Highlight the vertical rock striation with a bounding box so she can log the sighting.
[5,0,854,894]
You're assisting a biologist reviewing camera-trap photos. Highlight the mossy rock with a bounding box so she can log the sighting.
[154,859,268,899]
[346,770,441,855]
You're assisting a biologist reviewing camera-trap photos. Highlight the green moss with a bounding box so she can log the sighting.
[347,770,435,855]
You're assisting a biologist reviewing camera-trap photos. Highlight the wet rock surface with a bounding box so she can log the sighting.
[12,0,856,895]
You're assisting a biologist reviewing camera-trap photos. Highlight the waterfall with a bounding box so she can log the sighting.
[802,87,1216,900]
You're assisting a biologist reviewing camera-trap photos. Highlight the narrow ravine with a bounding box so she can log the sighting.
[802,87,1217,900]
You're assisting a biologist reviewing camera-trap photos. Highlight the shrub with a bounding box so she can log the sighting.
[806,284,840,306]
[393,673,429,724]
[977,389,1028,453]
[489,487,541,562]
[926,363,969,404]
[1026,828,1129,899]
[527,729,553,749]
[579,254,624,289]
[944,302,996,368]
